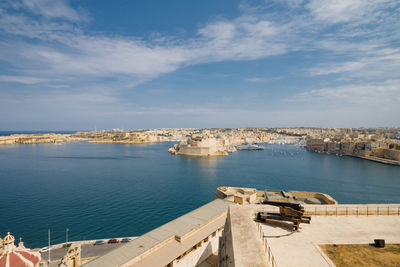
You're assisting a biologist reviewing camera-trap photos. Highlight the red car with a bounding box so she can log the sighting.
[108,238,119,244]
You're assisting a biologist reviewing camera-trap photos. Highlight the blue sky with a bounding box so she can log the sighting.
[0,0,399,130]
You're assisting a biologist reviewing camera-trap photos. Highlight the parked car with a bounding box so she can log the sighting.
[94,240,105,245]
[39,247,51,253]
[108,238,119,244]
[121,238,132,243]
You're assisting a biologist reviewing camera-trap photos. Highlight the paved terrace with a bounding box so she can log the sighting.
[256,204,400,267]
[83,199,231,267]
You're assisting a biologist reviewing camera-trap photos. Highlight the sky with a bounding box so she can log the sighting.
[0,0,399,130]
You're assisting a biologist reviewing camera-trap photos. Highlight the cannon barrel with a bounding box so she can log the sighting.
[262,200,303,211]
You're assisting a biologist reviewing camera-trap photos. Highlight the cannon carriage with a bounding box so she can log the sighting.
[257,200,311,230]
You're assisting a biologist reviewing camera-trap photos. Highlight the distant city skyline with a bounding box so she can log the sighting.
[0,0,399,130]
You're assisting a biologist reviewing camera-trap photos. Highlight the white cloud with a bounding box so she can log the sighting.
[245,76,283,83]
[283,79,400,127]
[307,0,392,24]
[291,80,400,105]
[198,21,236,41]
[0,2,288,85]
[240,20,279,37]
[307,48,400,81]
[308,61,367,76]
[24,37,190,78]
[245,77,264,82]
[1,0,397,88]
[0,75,47,84]
[20,0,83,21]
[1,0,400,128]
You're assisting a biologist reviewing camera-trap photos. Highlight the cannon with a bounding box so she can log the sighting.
[257,200,311,230]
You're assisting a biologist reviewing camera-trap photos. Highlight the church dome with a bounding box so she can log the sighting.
[2,233,14,245]
[0,232,41,267]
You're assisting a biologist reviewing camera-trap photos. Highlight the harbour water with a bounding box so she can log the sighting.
[0,141,399,248]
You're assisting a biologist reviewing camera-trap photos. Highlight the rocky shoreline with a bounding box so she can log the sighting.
[0,133,86,145]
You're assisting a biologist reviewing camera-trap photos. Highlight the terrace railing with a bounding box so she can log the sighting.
[257,204,400,217]
[257,223,278,267]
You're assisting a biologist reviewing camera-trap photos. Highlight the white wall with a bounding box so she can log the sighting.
[173,230,222,267]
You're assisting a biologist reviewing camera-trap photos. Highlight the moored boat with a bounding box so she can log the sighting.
[236,142,265,150]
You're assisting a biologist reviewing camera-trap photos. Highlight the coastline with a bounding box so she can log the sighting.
[0,133,86,145]
[350,155,400,166]
[88,140,157,144]
[1,128,399,166]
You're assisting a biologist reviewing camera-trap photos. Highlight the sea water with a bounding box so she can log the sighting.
[0,141,399,248]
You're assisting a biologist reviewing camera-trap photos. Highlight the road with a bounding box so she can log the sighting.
[40,242,127,261]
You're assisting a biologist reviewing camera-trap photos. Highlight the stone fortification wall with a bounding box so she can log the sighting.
[340,142,356,155]
[370,148,385,157]
[384,149,400,161]
[305,138,325,151]
[178,145,216,156]
[306,138,400,165]
[326,142,341,153]
[216,187,258,204]
[368,148,400,161]
[174,230,221,267]
[288,191,338,205]
[83,199,231,267]
[218,209,235,267]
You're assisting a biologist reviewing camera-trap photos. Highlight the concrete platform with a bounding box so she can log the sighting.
[261,215,400,267]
